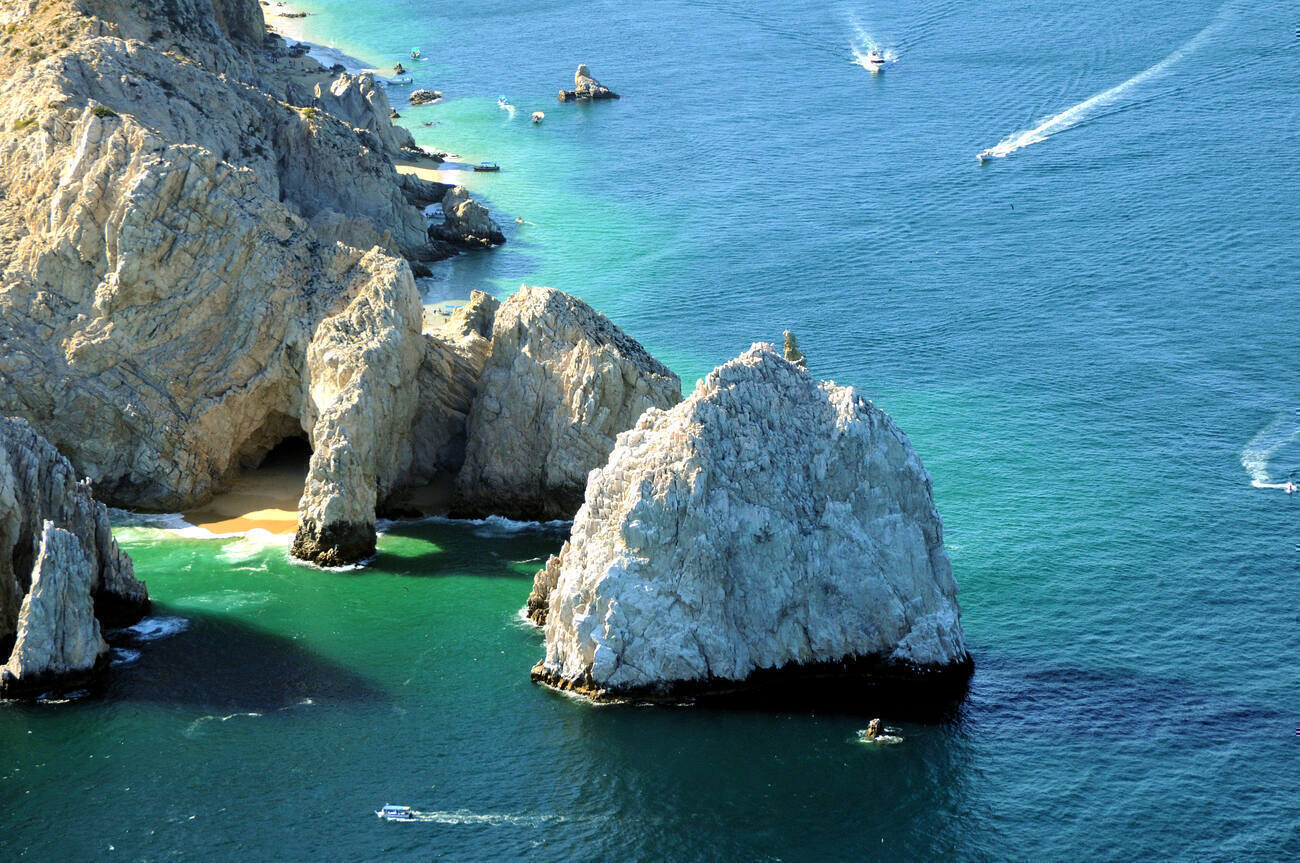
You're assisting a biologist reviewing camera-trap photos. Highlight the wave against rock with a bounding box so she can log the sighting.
[455,287,681,521]
[530,344,970,706]
[1,417,148,696]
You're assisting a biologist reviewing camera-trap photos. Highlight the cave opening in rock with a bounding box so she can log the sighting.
[183,431,312,536]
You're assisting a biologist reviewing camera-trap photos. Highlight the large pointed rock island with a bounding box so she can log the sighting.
[529,344,972,707]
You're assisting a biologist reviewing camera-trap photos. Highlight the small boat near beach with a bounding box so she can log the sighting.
[376,805,415,822]
[388,76,412,85]
[473,161,500,172]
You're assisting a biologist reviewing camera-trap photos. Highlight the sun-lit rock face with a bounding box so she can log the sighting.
[454,286,682,521]
[0,417,148,696]
[530,343,970,703]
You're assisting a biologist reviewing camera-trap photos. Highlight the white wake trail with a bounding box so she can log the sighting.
[981,3,1232,159]
[1241,413,1300,490]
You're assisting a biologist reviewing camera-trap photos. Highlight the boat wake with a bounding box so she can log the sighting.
[1241,412,1300,491]
[978,2,1233,160]
[848,19,898,70]
[382,809,565,826]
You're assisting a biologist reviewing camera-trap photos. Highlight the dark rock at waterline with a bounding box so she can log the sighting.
[531,653,974,715]
[410,89,442,105]
[558,64,619,102]
[291,518,376,568]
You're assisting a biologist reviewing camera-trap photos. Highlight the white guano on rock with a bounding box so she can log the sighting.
[530,343,970,703]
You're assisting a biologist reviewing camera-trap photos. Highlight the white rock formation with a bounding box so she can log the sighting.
[558,64,620,101]
[0,0,507,565]
[531,343,970,701]
[1,522,108,694]
[455,286,681,521]
[0,417,147,696]
[292,251,423,566]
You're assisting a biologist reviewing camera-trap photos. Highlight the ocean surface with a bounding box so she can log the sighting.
[3,1,1298,859]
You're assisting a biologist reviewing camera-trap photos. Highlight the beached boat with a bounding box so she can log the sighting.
[376,805,415,821]
[473,161,500,172]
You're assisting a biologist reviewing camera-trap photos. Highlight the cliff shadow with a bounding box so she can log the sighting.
[371,517,567,580]
[99,608,388,713]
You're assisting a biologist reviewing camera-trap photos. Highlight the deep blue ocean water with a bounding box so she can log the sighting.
[2,1,1297,859]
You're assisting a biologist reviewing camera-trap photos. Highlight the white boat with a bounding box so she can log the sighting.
[376,805,415,821]
[977,148,996,162]
[410,48,421,59]
[865,49,885,66]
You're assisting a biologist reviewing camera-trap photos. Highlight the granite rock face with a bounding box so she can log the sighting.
[292,251,423,567]
[0,417,147,696]
[558,64,620,102]
[1,522,108,696]
[530,344,970,703]
[0,0,508,565]
[455,287,681,521]
[431,187,506,248]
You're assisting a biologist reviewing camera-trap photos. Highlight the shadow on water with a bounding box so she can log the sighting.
[960,647,1290,742]
[96,608,389,713]
[373,517,567,579]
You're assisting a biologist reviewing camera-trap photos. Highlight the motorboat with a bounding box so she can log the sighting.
[473,161,500,172]
[865,49,885,67]
[531,111,545,123]
[376,805,415,822]
[977,148,997,163]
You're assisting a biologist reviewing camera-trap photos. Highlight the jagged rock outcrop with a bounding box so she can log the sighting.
[292,251,423,567]
[313,73,417,156]
[558,64,620,102]
[2,522,108,696]
[0,416,148,696]
[409,89,442,106]
[530,343,970,705]
[431,187,506,248]
[0,0,506,565]
[455,286,681,521]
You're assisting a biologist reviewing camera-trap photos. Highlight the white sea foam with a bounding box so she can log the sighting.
[1241,412,1300,490]
[979,2,1233,159]
[110,648,142,667]
[123,616,190,642]
[384,809,563,826]
[184,712,263,737]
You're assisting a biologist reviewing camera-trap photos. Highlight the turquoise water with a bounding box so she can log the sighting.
[4,1,1299,859]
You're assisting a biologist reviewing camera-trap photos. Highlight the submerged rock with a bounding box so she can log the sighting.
[455,287,681,521]
[530,343,970,706]
[0,417,147,696]
[558,64,620,102]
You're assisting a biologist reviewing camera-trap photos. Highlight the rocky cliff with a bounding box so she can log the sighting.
[0,0,506,564]
[455,287,682,521]
[530,344,970,706]
[1,417,148,696]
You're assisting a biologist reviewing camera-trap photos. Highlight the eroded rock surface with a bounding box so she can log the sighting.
[0,417,147,696]
[0,0,507,565]
[558,64,620,102]
[530,343,970,704]
[431,187,506,248]
[455,286,681,521]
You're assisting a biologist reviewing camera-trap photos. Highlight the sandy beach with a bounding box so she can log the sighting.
[181,446,307,536]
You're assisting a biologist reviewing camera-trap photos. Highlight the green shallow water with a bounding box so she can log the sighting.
[4,0,1300,859]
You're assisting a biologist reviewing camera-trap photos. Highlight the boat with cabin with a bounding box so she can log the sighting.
[376,805,415,821]
[473,161,500,172]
